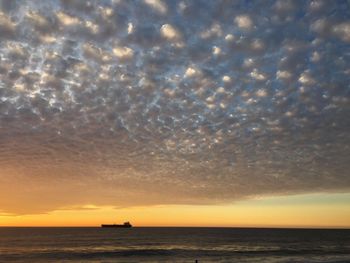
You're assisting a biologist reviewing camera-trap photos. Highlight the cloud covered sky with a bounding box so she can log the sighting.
[0,0,349,214]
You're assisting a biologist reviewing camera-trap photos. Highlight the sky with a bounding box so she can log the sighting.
[0,0,349,227]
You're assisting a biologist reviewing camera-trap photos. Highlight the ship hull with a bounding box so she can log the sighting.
[101,224,132,228]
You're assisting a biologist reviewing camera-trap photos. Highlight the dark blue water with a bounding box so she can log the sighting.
[0,227,349,262]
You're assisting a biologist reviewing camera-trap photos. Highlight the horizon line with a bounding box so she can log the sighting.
[1,225,349,230]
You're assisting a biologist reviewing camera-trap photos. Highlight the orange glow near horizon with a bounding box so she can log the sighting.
[1,194,350,228]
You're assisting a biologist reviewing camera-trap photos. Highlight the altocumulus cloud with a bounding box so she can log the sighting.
[0,0,349,214]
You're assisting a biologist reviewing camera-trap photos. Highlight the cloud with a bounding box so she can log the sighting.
[112,46,134,60]
[234,15,253,31]
[332,22,350,43]
[0,11,16,37]
[160,23,182,41]
[144,0,168,15]
[311,19,350,43]
[0,0,349,214]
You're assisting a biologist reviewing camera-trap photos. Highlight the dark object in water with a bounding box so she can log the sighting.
[101,222,132,228]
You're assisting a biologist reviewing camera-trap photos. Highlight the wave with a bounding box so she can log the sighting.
[2,247,350,260]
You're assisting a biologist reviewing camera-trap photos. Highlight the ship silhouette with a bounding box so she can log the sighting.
[101,221,132,228]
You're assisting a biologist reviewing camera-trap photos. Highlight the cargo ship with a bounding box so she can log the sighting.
[101,222,132,228]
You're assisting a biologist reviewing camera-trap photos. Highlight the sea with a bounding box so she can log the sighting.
[0,227,349,262]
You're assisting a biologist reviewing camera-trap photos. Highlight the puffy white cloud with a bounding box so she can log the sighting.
[274,0,296,14]
[212,46,221,56]
[243,58,255,68]
[0,11,16,35]
[276,70,292,80]
[184,67,200,78]
[298,72,316,86]
[222,76,231,83]
[309,0,325,12]
[113,46,134,60]
[311,51,321,62]
[256,89,267,97]
[25,11,51,31]
[144,0,167,14]
[200,23,222,39]
[56,11,80,27]
[250,39,265,51]
[127,22,134,34]
[250,69,266,81]
[224,34,234,42]
[234,15,253,30]
[332,22,350,43]
[160,24,181,41]
[311,19,350,43]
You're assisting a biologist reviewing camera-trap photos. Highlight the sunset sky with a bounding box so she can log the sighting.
[0,0,349,227]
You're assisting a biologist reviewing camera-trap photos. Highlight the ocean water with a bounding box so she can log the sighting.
[0,227,349,262]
